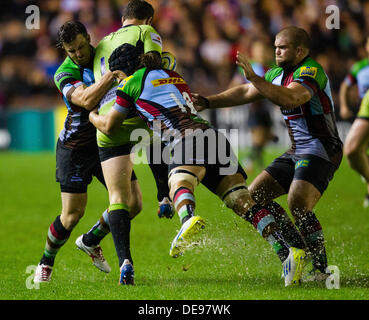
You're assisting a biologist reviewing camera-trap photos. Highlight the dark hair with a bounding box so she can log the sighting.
[56,21,88,49]
[123,0,154,20]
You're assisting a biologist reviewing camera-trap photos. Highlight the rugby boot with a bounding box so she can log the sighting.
[169,216,205,258]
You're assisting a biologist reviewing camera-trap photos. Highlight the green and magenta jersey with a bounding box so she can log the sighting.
[113,67,209,145]
[54,51,96,149]
[344,58,369,99]
[93,24,163,147]
[264,56,342,165]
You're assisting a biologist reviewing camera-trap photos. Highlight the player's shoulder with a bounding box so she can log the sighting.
[350,58,369,76]
[138,24,159,34]
[54,56,80,84]
[117,68,147,92]
[293,57,327,88]
[264,65,283,82]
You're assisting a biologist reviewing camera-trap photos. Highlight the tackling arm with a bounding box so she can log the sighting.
[249,78,312,109]
[89,108,126,136]
[70,71,116,111]
[236,52,312,109]
[192,83,263,112]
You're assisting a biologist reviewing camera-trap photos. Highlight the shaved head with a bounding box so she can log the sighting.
[277,26,310,49]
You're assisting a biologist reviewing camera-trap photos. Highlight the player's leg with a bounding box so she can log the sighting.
[209,169,307,286]
[101,154,135,285]
[168,165,206,257]
[249,158,306,250]
[35,142,93,282]
[344,118,369,206]
[146,142,173,218]
[70,151,111,273]
[287,180,327,279]
[215,172,291,263]
[34,192,86,283]
[288,154,341,279]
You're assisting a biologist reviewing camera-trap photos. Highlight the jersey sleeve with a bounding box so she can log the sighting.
[264,67,282,83]
[113,73,142,114]
[54,67,83,102]
[292,65,327,97]
[344,68,356,86]
[140,25,162,54]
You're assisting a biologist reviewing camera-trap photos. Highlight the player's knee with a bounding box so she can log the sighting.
[61,207,85,230]
[344,139,363,159]
[220,183,253,213]
[129,199,142,219]
[287,197,309,218]
[168,168,199,198]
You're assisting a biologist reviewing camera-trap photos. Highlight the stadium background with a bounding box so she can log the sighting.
[0,0,366,151]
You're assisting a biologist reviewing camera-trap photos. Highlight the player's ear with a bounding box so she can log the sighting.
[146,16,153,25]
[86,33,91,44]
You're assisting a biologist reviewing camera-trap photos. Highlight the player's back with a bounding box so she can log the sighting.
[94,24,162,82]
[93,24,162,148]
[116,67,209,136]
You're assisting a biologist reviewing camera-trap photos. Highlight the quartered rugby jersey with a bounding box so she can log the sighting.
[264,56,342,166]
[54,50,96,148]
[113,67,209,145]
[344,58,369,99]
[93,24,163,147]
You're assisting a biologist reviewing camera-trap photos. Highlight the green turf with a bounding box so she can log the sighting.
[0,149,368,300]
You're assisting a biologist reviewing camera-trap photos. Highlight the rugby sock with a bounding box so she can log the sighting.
[266,201,306,249]
[244,204,290,262]
[108,204,132,267]
[40,215,71,266]
[173,187,195,224]
[146,143,170,201]
[295,211,327,272]
[82,209,110,247]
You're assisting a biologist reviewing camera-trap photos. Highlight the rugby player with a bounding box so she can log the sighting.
[81,0,174,285]
[193,26,343,282]
[339,36,369,207]
[89,43,308,287]
[34,21,116,283]
[34,1,172,283]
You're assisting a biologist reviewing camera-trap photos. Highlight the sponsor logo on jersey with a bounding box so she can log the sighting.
[295,159,310,169]
[151,77,185,87]
[118,75,134,90]
[150,32,162,47]
[299,66,317,78]
[55,72,73,82]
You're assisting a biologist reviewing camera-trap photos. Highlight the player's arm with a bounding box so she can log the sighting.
[89,107,126,135]
[88,88,133,135]
[339,77,354,120]
[236,52,312,109]
[192,84,263,112]
[69,71,116,110]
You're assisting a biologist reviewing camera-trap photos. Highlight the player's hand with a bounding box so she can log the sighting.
[192,93,209,112]
[112,70,127,82]
[340,105,354,120]
[236,51,258,82]
[90,107,98,114]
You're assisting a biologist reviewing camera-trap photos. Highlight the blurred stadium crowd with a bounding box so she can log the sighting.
[0,0,368,116]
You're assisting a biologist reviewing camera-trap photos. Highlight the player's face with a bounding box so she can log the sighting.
[63,33,91,66]
[274,35,297,68]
